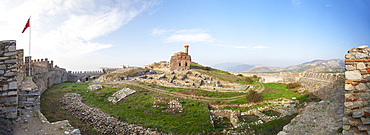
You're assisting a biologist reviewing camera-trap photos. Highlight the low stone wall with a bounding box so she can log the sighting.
[61,93,166,135]
[0,40,19,119]
[298,77,342,99]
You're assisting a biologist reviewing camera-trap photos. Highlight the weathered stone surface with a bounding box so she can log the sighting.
[71,129,80,134]
[362,117,370,124]
[345,71,362,80]
[346,53,355,59]
[348,119,360,126]
[361,93,370,100]
[343,125,351,130]
[7,91,17,96]
[345,101,363,109]
[355,83,368,90]
[4,72,15,77]
[345,84,355,90]
[353,110,364,118]
[9,81,17,90]
[355,53,368,59]
[107,88,136,104]
[357,63,366,70]
[3,84,8,91]
[277,131,288,135]
[87,85,102,91]
[346,65,355,71]
[8,45,15,51]
[4,59,16,64]
[358,125,370,131]
[3,52,16,57]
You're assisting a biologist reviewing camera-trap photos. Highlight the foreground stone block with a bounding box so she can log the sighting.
[345,71,362,80]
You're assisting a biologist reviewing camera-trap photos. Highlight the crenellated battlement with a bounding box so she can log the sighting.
[300,72,344,82]
[69,70,105,75]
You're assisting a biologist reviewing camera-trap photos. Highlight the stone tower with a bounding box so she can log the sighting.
[170,45,191,71]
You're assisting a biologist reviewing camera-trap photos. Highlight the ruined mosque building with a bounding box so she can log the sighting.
[170,45,191,71]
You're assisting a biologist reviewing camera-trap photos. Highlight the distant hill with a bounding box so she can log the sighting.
[242,59,344,73]
[212,62,255,71]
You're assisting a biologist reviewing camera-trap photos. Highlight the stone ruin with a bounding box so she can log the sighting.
[170,45,191,71]
[107,88,136,104]
[153,98,183,113]
[1,39,368,134]
[0,40,19,119]
[343,45,370,134]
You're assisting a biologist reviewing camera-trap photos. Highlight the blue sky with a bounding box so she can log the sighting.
[0,0,369,71]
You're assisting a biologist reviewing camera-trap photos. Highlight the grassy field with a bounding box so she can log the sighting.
[40,83,99,134]
[41,81,308,134]
[41,82,217,134]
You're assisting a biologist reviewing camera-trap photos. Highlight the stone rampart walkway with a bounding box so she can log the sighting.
[278,88,344,135]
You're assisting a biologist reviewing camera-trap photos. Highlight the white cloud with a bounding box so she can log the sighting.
[151,28,173,35]
[253,46,270,49]
[233,46,248,49]
[153,28,215,43]
[0,0,159,68]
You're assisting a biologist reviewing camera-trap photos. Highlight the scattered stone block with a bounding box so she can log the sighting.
[87,85,102,91]
[108,88,136,104]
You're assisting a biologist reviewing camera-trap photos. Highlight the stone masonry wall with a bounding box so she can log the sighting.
[343,45,370,134]
[0,40,18,118]
[243,72,343,99]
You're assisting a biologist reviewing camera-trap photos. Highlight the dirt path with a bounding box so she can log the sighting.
[12,108,80,135]
[278,88,344,135]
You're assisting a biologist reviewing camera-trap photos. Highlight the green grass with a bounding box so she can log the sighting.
[249,113,298,135]
[41,82,215,134]
[147,84,243,98]
[41,82,99,135]
[262,83,303,101]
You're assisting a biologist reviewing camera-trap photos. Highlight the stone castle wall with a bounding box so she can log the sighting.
[298,72,343,99]
[343,46,370,134]
[242,72,343,99]
[0,40,19,118]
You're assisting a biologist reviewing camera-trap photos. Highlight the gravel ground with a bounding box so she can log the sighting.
[12,108,80,135]
[278,88,344,135]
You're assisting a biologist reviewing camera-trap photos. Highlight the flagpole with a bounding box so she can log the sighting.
[28,16,31,76]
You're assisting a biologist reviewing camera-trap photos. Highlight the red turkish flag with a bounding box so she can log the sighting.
[22,18,30,33]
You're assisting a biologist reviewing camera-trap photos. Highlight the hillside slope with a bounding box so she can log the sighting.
[212,62,254,71]
[242,59,344,73]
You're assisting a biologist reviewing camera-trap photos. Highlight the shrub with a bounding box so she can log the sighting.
[246,90,262,103]
[286,82,301,89]
[237,74,243,76]
[202,67,212,70]
[242,77,253,82]
[252,75,258,78]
